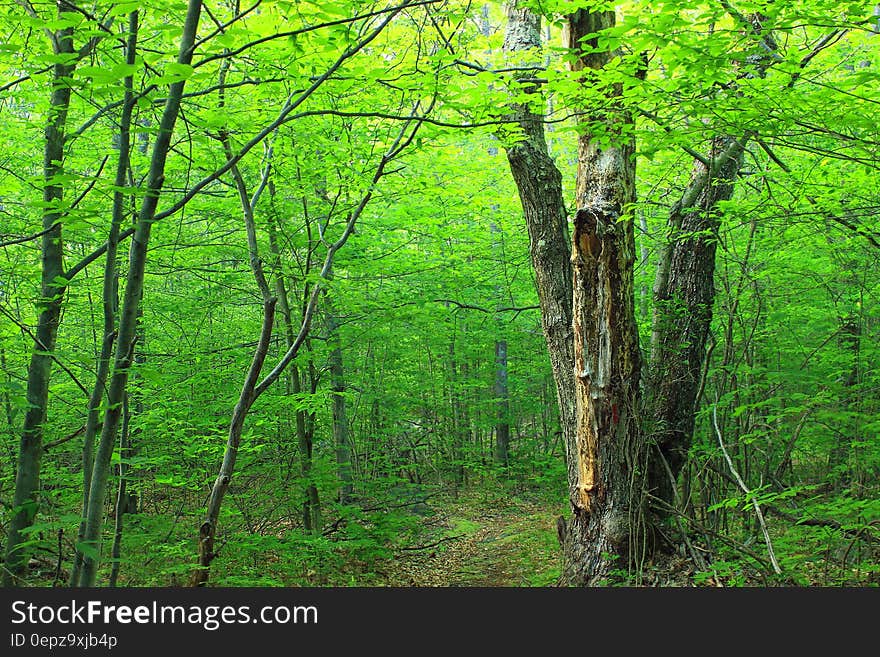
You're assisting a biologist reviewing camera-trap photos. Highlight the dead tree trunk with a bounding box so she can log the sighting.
[561,8,646,587]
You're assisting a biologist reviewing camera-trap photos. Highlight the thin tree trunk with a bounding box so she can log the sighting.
[829,313,860,486]
[192,72,426,585]
[491,221,510,467]
[266,199,322,533]
[78,0,203,587]
[494,339,510,466]
[326,292,353,503]
[193,299,277,586]
[71,9,137,587]
[293,363,322,531]
[3,14,75,586]
[108,391,131,587]
[193,85,280,583]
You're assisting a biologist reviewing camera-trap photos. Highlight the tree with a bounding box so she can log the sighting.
[4,0,79,585]
[1,0,877,590]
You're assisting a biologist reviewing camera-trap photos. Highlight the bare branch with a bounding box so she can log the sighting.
[713,404,782,575]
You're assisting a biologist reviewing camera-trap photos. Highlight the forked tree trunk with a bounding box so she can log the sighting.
[193,299,276,586]
[267,205,322,533]
[78,0,203,587]
[501,3,645,585]
[71,8,138,587]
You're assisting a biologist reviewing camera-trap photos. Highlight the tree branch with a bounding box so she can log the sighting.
[713,404,782,575]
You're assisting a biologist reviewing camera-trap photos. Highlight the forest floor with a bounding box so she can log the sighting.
[373,491,564,587]
[364,487,741,587]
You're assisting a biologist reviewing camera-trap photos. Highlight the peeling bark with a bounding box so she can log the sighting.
[562,8,645,586]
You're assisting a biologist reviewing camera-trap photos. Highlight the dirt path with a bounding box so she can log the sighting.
[383,497,561,587]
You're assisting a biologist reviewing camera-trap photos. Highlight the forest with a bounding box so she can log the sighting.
[0,0,878,589]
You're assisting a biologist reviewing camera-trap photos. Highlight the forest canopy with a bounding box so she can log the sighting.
[0,0,878,588]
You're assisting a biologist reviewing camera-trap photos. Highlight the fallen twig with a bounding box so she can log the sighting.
[396,534,465,552]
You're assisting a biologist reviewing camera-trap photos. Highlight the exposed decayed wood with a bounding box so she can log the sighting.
[562,7,645,586]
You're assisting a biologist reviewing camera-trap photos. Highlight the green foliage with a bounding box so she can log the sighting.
[0,0,877,588]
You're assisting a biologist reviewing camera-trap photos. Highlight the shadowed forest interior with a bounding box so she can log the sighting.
[1,0,878,588]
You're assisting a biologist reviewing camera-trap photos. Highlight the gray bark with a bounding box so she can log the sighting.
[108,391,131,587]
[3,13,75,586]
[646,10,777,516]
[267,206,322,533]
[647,136,745,509]
[194,82,279,584]
[71,9,138,587]
[494,339,510,466]
[78,0,203,587]
[193,298,277,586]
[326,290,353,503]
[491,222,510,467]
[501,2,577,496]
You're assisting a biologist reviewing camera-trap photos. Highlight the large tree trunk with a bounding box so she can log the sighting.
[561,8,645,586]
[501,3,577,497]
[646,10,779,515]
[647,136,745,510]
[501,2,646,585]
[3,14,74,586]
